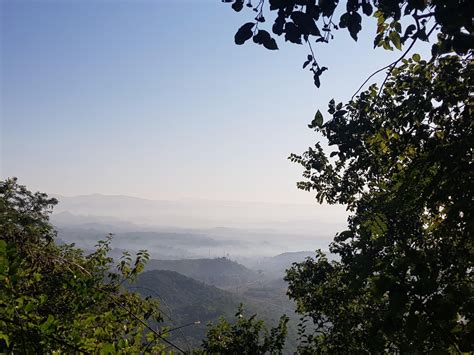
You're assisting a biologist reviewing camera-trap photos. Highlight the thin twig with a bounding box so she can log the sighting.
[307,39,319,69]
[351,61,396,101]
[376,23,437,99]
[351,23,436,101]
[108,294,187,354]
[127,286,173,320]
[413,12,435,19]
[159,321,201,336]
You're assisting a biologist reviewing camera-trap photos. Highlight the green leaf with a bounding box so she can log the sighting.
[263,37,278,50]
[39,315,56,334]
[100,343,116,355]
[0,333,10,347]
[362,2,373,16]
[25,301,36,313]
[309,110,324,129]
[389,31,402,50]
[231,0,243,12]
[0,240,6,253]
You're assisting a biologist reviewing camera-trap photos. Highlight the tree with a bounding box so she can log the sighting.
[223,0,473,352]
[199,304,289,354]
[0,178,171,353]
[224,0,473,86]
[286,54,473,352]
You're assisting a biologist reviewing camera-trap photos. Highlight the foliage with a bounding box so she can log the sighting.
[0,178,167,353]
[224,0,473,86]
[199,304,289,354]
[285,54,473,352]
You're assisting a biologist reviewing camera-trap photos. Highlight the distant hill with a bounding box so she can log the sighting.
[51,193,348,237]
[144,257,260,288]
[52,213,317,259]
[246,251,316,279]
[133,270,298,353]
[269,251,316,267]
[134,270,238,327]
[54,224,245,260]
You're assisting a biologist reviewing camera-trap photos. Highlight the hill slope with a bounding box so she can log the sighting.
[133,270,297,352]
[144,257,260,288]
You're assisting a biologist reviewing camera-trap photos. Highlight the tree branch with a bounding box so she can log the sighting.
[376,23,437,98]
[351,23,437,101]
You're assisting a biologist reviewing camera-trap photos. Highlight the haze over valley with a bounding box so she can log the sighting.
[43,191,347,352]
[52,193,348,259]
[47,192,345,352]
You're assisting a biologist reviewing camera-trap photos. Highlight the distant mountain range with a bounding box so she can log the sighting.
[51,202,346,257]
[51,193,348,238]
[52,208,315,353]
[54,222,274,259]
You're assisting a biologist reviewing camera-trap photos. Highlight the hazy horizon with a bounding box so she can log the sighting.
[50,192,348,233]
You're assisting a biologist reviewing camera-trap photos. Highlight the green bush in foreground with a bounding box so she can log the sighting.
[200,304,288,354]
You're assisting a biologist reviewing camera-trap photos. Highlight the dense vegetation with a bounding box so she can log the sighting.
[134,269,246,349]
[286,53,473,353]
[200,304,288,354]
[223,0,473,353]
[0,178,168,353]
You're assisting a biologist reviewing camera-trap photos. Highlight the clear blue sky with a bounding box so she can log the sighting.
[1,0,431,203]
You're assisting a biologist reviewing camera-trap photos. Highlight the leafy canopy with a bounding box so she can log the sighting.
[286,54,473,352]
[199,304,289,354]
[225,0,473,86]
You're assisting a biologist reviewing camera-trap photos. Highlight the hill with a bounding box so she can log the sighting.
[133,270,298,352]
[246,251,315,279]
[144,257,260,288]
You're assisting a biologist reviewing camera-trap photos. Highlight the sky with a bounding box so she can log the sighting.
[1,0,432,205]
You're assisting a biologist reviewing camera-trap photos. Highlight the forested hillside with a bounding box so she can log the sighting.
[145,257,260,288]
[133,270,298,352]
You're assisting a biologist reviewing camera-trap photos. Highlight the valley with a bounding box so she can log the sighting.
[48,193,342,352]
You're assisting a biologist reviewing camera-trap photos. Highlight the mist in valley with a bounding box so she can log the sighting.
[47,193,347,351]
[52,193,348,261]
